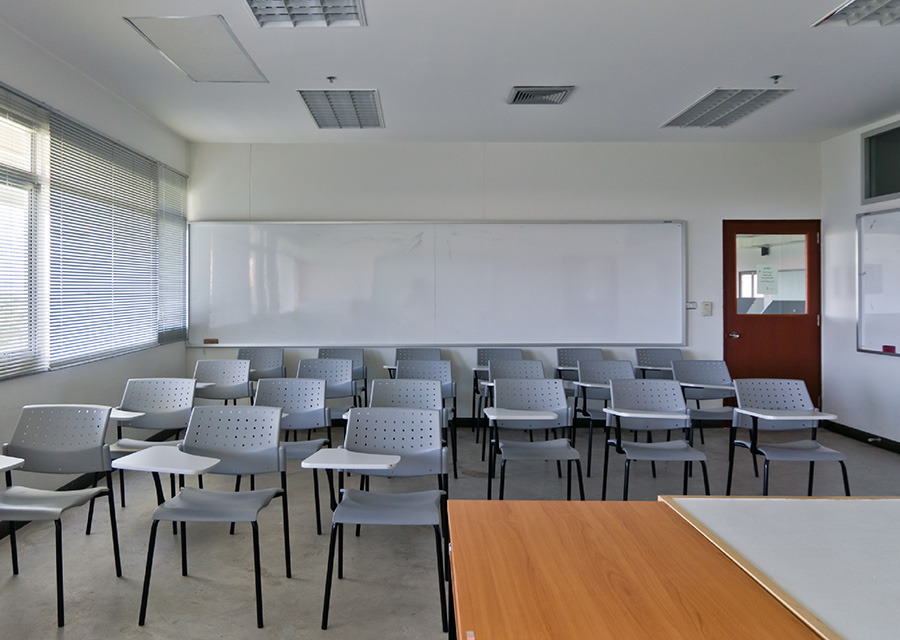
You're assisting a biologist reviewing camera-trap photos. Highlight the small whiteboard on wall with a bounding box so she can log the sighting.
[188,221,686,346]
[858,209,900,356]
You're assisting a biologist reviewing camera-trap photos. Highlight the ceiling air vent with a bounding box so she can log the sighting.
[245,0,367,27]
[662,88,793,128]
[507,86,574,105]
[298,90,383,128]
[813,0,900,26]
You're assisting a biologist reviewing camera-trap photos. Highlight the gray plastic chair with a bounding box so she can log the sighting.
[254,378,330,534]
[603,379,710,501]
[298,357,361,408]
[478,359,545,458]
[472,347,523,418]
[193,359,252,404]
[671,360,735,444]
[395,347,442,362]
[138,405,291,629]
[321,407,447,632]
[0,404,121,627]
[488,378,584,501]
[728,378,850,497]
[574,360,635,476]
[634,347,683,379]
[394,360,458,477]
[237,347,286,383]
[556,347,604,382]
[318,347,367,405]
[111,377,196,507]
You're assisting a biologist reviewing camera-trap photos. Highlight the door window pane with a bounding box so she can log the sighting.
[736,234,807,314]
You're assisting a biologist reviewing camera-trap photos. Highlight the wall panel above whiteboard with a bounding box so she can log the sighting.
[189,221,685,346]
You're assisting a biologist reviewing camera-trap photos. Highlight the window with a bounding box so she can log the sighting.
[0,83,186,379]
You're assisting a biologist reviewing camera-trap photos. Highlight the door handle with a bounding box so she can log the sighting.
[728,332,740,339]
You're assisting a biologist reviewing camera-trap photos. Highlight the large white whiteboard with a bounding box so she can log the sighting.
[188,221,685,346]
[858,209,900,356]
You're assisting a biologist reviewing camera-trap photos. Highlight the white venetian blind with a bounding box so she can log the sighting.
[49,114,160,366]
[158,166,187,343]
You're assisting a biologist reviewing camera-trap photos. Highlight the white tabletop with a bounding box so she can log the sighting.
[679,381,735,391]
[110,408,146,421]
[112,446,219,475]
[604,407,689,421]
[734,408,836,421]
[0,454,25,473]
[483,407,559,421]
[301,448,401,470]
[573,380,610,389]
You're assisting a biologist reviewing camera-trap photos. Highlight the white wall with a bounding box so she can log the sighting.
[189,140,821,415]
[822,112,900,441]
[0,21,191,484]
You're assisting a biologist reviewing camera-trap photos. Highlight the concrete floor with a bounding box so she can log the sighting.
[1,419,899,639]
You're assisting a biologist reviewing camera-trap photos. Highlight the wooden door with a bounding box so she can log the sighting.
[723,220,822,406]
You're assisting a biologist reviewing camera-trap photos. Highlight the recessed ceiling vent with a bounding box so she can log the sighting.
[662,88,793,128]
[507,86,574,105]
[298,90,383,128]
[245,0,366,27]
[813,0,900,26]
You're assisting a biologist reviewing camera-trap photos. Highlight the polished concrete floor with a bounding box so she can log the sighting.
[1,419,899,639]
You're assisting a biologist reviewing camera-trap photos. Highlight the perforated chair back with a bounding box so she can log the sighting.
[119,378,195,432]
[344,407,445,477]
[476,347,523,367]
[8,405,112,474]
[578,360,634,402]
[395,359,456,400]
[318,347,365,382]
[488,359,545,381]
[297,358,355,399]
[672,360,735,401]
[635,348,684,368]
[370,379,443,410]
[557,347,604,368]
[182,406,284,476]
[733,378,816,431]
[254,378,328,431]
[193,359,252,401]
[609,379,688,432]
[238,347,286,381]
[395,347,442,362]
[493,378,570,430]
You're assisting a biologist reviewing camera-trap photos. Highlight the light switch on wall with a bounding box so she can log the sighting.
[701,301,713,316]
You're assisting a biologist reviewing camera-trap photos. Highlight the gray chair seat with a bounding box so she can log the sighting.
[499,438,581,461]
[152,486,283,523]
[619,439,708,463]
[0,485,107,521]
[283,438,328,460]
[754,439,846,462]
[333,488,443,526]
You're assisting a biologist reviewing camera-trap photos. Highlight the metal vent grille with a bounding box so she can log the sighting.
[662,88,793,128]
[507,86,574,105]
[245,0,366,27]
[813,0,900,26]
[298,90,383,128]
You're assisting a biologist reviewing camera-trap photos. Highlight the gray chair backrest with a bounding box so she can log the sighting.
[395,359,456,399]
[7,405,111,474]
[476,348,523,366]
[318,347,365,381]
[577,360,635,402]
[733,378,815,431]
[119,378,195,431]
[395,347,442,362]
[344,407,445,477]
[182,405,284,475]
[672,360,735,401]
[237,347,286,380]
[370,379,443,410]
[488,359,545,381]
[557,347,604,368]
[609,379,687,432]
[493,378,569,430]
[193,359,252,400]
[254,378,328,431]
[635,348,683,367]
[297,358,354,399]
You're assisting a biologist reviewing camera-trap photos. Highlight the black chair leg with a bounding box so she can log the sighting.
[575,460,586,500]
[106,473,123,577]
[499,460,507,500]
[586,420,594,477]
[252,521,264,628]
[9,522,18,575]
[700,461,711,495]
[312,469,322,535]
[601,441,612,501]
[807,461,816,496]
[683,461,690,495]
[230,475,242,535]
[763,459,770,496]
[55,520,64,627]
[85,472,99,535]
[566,460,572,500]
[840,461,851,496]
[433,525,448,633]
[623,460,631,501]
[119,468,127,508]
[138,520,160,626]
[280,481,292,578]
[322,523,339,630]
[180,521,188,576]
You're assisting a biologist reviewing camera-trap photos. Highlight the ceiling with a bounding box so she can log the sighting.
[3,1,900,144]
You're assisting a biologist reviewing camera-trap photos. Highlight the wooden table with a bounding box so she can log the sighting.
[448,499,821,640]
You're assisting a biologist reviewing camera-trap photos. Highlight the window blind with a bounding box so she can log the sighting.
[158,166,187,344]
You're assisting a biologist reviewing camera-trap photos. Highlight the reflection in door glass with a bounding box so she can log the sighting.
[736,234,807,314]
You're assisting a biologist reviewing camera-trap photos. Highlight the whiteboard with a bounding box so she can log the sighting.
[189,221,685,346]
[858,209,900,356]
